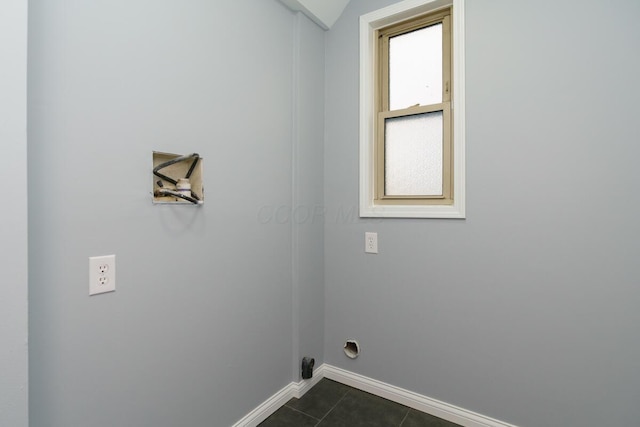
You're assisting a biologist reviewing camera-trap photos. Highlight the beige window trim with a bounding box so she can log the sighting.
[374,9,453,206]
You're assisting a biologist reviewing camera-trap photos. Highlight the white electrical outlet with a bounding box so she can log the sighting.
[90,255,116,295]
[365,232,378,254]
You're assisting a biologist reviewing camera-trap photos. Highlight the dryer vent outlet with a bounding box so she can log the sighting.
[301,357,315,379]
[344,340,360,359]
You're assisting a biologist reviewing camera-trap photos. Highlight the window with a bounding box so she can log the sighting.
[360,0,465,218]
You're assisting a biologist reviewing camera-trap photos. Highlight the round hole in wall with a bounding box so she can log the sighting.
[344,340,360,359]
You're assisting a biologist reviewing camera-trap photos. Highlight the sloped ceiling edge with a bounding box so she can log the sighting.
[279,0,351,30]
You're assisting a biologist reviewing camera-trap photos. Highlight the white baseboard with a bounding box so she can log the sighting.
[230,382,294,427]
[293,363,327,398]
[230,365,326,427]
[322,365,519,427]
[232,363,518,427]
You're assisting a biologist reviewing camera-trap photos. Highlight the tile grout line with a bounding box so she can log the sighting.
[282,404,322,423]
[398,407,411,427]
[312,389,352,427]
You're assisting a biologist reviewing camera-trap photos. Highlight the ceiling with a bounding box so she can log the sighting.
[279,0,351,30]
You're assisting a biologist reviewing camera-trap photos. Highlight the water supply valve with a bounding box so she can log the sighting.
[152,152,204,205]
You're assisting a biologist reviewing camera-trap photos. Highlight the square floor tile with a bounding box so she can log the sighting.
[400,409,462,427]
[258,406,319,427]
[318,389,409,427]
[286,379,352,419]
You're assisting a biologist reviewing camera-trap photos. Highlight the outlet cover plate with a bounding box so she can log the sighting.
[89,255,116,295]
[365,232,378,254]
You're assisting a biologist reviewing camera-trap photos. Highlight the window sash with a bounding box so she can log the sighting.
[376,104,452,203]
[375,10,452,205]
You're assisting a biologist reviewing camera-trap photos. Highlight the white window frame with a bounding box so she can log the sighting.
[359,0,466,218]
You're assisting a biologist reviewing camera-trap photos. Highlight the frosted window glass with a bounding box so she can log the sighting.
[385,111,443,196]
[389,23,442,110]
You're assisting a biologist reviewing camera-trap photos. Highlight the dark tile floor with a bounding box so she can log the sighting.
[258,378,461,427]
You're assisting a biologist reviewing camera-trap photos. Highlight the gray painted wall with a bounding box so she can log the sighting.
[23,0,640,425]
[27,1,323,425]
[0,1,29,426]
[324,1,640,426]
[291,12,326,381]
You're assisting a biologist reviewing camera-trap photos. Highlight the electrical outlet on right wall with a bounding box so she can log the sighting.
[365,232,378,254]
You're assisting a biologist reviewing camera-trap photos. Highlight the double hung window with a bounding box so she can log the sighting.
[377,10,451,204]
[360,0,465,218]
